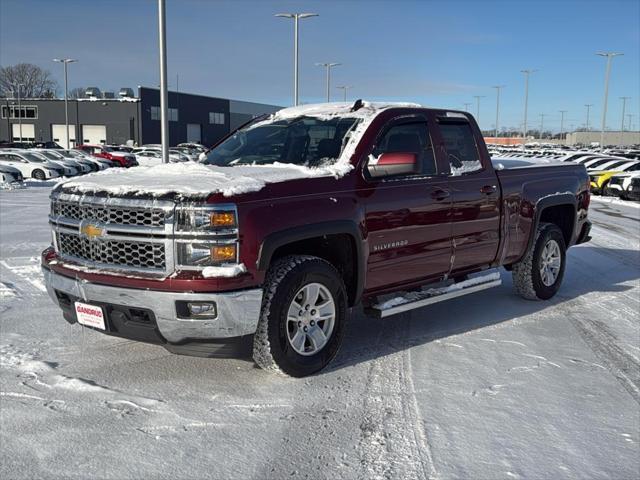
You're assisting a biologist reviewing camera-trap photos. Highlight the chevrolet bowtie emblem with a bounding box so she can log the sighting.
[80,224,105,239]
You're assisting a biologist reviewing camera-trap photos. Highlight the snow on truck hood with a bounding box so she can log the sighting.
[60,101,421,197]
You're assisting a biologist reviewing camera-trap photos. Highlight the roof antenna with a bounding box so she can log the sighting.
[351,99,364,112]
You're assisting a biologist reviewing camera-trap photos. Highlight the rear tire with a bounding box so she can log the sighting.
[32,169,46,180]
[253,255,347,377]
[512,223,566,300]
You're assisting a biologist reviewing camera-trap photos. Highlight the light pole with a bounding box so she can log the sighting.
[53,58,77,149]
[492,85,505,138]
[596,52,623,146]
[539,113,546,140]
[559,110,567,143]
[473,95,485,124]
[276,13,318,106]
[336,85,352,102]
[521,69,537,146]
[9,83,24,142]
[627,114,633,131]
[158,0,169,163]
[584,104,593,131]
[463,102,472,113]
[620,97,630,132]
[316,63,341,102]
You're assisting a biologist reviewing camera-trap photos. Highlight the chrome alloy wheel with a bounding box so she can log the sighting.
[286,283,336,356]
[540,239,562,287]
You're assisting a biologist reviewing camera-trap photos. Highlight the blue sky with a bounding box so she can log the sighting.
[1,0,638,132]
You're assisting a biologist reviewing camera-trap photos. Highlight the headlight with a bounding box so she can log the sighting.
[175,204,237,232]
[175,204,239,269]
[176,242,237,267]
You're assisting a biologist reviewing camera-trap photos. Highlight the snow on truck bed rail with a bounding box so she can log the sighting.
[60,101,421,197]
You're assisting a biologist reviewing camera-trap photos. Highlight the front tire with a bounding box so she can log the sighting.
[253,255,347,377]
[512,223,566,300]
[32,169,46,180]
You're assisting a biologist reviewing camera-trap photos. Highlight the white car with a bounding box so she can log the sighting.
[0,151,62,180]
[607,172,640,199]
[0,164,24,184]
[132,148,186,165]
[585,158,634,172]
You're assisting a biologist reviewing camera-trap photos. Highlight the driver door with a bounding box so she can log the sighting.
[363,117,453,293]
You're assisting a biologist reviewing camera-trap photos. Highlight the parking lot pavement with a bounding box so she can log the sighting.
[1,186,638,480]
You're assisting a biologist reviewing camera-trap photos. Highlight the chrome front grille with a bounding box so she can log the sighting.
[51,199,167,227]
[49,192,175,276]
[57,232,166,270]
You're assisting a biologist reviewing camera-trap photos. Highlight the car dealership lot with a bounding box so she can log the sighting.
[1,186,638,479]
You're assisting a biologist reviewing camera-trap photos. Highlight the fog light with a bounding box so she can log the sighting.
[187,302,217,318]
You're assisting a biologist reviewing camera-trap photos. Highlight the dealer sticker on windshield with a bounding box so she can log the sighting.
[74,302,106,330]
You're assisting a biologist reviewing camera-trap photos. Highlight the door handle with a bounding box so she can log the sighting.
[480,185,497,194]
[430,189,450,201]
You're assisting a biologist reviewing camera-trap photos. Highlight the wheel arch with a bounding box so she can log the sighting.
[526,194,577,254]
[257,221,365,307]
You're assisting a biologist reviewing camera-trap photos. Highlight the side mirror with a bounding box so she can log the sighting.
[198,152,207,162]
[367,152,418,178]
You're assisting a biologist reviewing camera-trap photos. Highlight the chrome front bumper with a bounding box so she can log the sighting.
[43,268,262,343]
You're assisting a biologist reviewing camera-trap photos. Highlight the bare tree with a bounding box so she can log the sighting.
[68,87,86,99]
[0,63,59,98]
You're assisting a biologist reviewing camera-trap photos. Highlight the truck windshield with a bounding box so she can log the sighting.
[203,116,360,168]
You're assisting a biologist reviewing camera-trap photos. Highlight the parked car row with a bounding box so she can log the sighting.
[0,146,123,182]
[489,144,640,201]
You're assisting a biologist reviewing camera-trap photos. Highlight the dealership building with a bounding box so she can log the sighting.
[0,86,281,147]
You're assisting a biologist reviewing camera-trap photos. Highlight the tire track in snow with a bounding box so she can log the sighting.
[355,314,436,480]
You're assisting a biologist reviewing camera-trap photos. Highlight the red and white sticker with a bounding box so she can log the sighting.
[74,301,106,330]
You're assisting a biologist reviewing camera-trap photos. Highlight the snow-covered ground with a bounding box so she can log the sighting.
[1,186,638,480]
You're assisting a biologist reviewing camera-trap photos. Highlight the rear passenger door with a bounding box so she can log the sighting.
[436,117,501,273]
[363,116,453,292]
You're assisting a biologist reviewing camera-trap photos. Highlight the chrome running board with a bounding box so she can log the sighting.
[370,272,502,319]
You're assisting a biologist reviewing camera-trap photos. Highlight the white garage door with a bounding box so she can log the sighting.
[82,125,107,145]
[52,124,77,147]
[12,124,35,142]
[187,124,201,143]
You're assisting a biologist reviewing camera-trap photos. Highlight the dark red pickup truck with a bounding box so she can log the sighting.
[42,101,591,376]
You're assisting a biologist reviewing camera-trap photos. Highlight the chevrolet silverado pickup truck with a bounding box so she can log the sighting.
[42,101,592,377]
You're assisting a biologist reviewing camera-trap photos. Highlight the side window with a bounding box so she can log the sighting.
[370,122,437,177]
[439,122,483,175]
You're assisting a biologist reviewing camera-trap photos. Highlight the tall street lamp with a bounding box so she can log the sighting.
[492,85,505,138]
[584,104,593,131]
[539,113,546,140]
[620,96,631,132]
[596,52,623,146]
[157,0,169,163]
[276,13,318,106]
[521,69,537,145]
[473,95,485,125]
[463,102,472,113]
[316,63,341,102]
[53,58,77,149]
[336,85,352,102]
[559,110,567,143]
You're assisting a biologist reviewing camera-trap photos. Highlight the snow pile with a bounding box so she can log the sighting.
[60,162,296,197]
[202,263,247,278]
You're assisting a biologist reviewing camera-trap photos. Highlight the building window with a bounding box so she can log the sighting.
[209,112,225,125]
[151,106,178,121]
[1,105,38,119]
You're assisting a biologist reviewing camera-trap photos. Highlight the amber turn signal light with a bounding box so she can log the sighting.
[210,211,236,227]
[211,245,237,262]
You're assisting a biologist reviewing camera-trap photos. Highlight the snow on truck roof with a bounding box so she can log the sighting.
[59,101,422,198]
